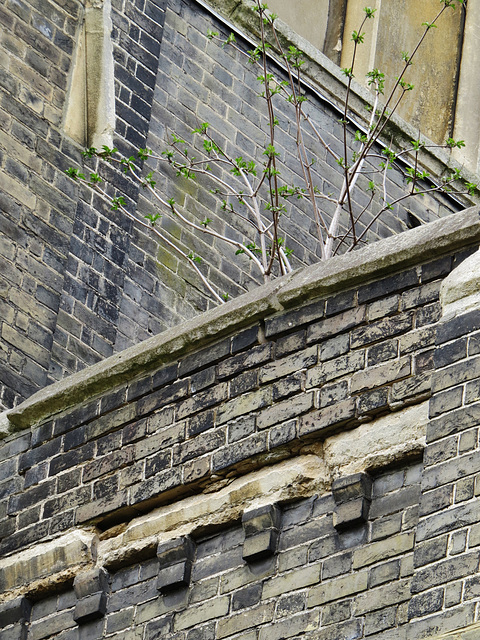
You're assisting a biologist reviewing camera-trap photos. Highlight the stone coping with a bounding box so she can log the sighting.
[3,205,480,433]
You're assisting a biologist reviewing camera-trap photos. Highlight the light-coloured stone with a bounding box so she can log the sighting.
[0,530,97,601]
[64,0,115,147]
[432,621,480,640]
[352,532,414,569]
[341,0,463,145]
[266,0,330,53]
[98,455,328,568]
[453,3,480,174]
[440,248,480,316]
[262,564,320,599]
[0,412,10,438]
[217,602,275,639]
[174,596,230,630]
[307,570,368,607]
[323,401,428,477]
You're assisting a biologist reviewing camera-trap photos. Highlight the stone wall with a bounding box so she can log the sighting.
[2,208,480,638]
[0,0,471,411]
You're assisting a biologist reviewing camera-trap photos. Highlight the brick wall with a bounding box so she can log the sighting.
[0,0,466,410]
[6,461,420,640]
[1,239,466,553]
[2,209,480,638]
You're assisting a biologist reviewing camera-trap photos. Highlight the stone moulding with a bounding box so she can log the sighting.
[3,206,480,436]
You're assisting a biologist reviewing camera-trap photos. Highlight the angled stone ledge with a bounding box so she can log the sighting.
[0,531,97,600]
[3,208,479,437]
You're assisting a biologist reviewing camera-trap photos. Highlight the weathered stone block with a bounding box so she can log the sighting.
[408,588,444,620]
[307,571,368,607]
[73,567,109,625]
[242,504,281,562]
[333,498,370,530]
[265,299,325,337]
[157,536,195,594]
[332,473,372,504]
[299,398,356,437]
[350,356,411,394]
[73,568,109,599]
[332,473,372,530]
[243,530,278,562]
[307,306,366,344]
[217,602,274,639]
[0,597,31,627]
[73,592,107,624]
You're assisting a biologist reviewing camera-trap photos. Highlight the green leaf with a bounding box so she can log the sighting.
[446,138,465,149]
[82,147,97,158]
[466,182,477,195]
[65,167,85,181]
[89,173,102,185]
[366,68,385,93]
[111,196,126,211]
[145,212,161,226]
[137,147,152,160]
[351,30,365,44]
[263,144,279,158]
[192,123,210,135]
[171,133,186,145]
[143,172,156,188]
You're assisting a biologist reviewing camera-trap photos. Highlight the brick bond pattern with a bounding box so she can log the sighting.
[0,0,169,409]
[0,250,463,553]
[2,246,480,639]
[0,0,461,410]
[16,462,421,640]
[408,306,480,632]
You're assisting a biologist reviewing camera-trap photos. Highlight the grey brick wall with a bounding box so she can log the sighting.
[2,249,468,556]
[408,304,480,634]
[2,208,480,638]
[0,0,465,411]
[9,461,419,640]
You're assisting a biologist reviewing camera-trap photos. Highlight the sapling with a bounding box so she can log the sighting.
[66,0,473,304]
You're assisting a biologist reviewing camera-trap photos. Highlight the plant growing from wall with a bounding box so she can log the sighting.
[66,0,472,305]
